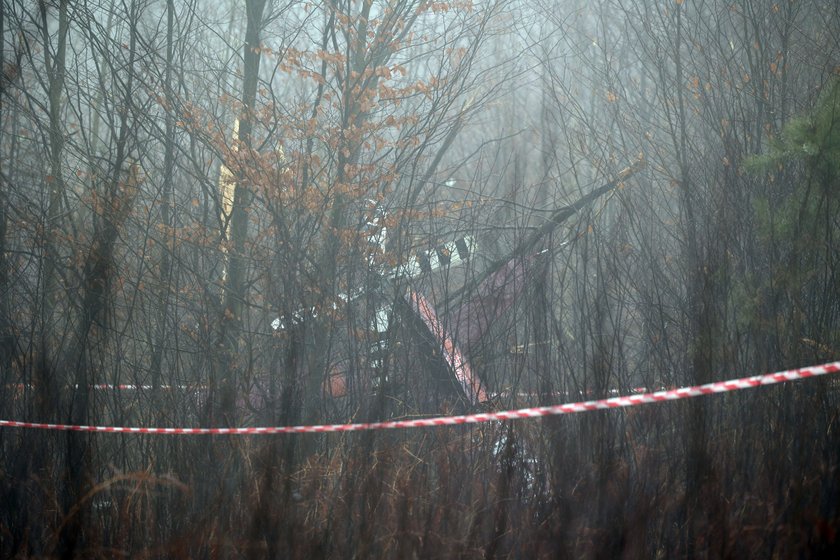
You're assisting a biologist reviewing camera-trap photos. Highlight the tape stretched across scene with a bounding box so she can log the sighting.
[8,384,208,391]
[1,361,838,435]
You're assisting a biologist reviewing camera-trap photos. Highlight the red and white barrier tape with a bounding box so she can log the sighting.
[1,361,838,435]
[8,384,207,391]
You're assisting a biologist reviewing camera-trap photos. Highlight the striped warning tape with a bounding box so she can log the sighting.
[8,384,208,391]
[1,361,838,435]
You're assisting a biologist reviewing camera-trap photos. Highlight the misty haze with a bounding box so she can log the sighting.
[1,0,839,557]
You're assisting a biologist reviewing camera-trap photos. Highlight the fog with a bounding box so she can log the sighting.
[1,0,839,557]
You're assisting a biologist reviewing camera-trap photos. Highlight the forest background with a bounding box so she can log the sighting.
[1,0,839,557]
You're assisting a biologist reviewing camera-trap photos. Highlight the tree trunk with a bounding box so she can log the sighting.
[215,0,268,424]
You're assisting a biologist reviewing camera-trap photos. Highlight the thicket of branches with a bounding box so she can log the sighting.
[1,0,839,557]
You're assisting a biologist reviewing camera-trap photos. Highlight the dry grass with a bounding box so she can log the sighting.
[2,384,839,558]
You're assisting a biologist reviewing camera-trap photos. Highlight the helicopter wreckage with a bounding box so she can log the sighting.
[260,159,645,422]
